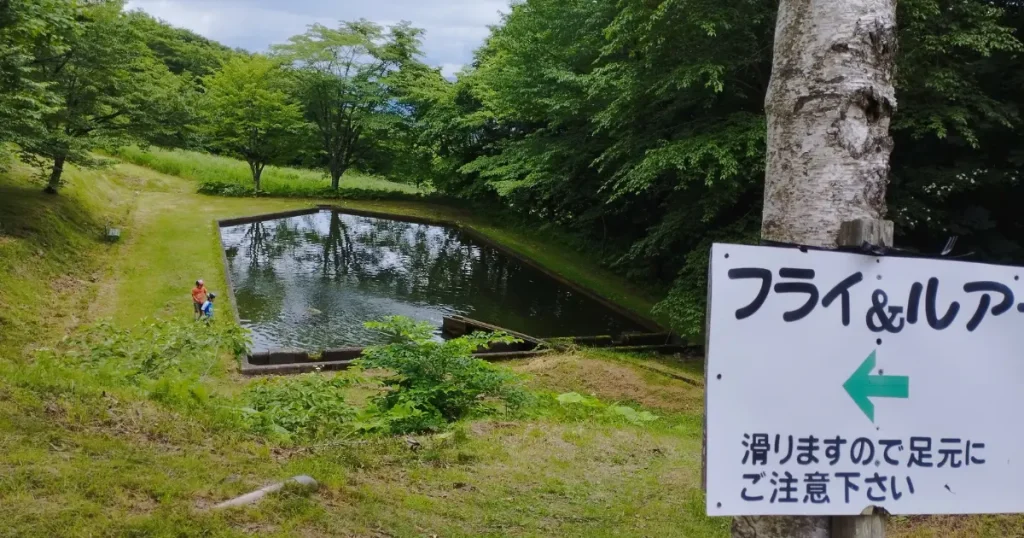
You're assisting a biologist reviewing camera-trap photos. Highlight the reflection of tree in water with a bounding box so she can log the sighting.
[290,213,587,324]
[243,221,271,268]
[223,221,297,324]
[232,213,527,309]
[320,211,355,277]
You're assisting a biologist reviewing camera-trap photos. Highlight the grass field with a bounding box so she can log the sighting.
[112,146,423,197]
[0,159,1018,536]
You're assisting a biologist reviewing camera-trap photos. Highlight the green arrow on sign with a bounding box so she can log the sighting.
[843,350,909,423]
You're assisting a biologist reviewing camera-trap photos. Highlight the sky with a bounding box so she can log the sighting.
[124,0,510,78]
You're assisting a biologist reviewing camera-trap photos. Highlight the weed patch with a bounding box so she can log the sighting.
[242,373,359,442]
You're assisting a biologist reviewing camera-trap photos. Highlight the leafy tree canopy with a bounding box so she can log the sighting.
[200,54,306,191]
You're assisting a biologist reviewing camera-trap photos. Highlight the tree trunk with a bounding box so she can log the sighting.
[249,161,265,193]
[330,166,345,190]
[736,0,897,536]
[44,153,67,194]
[759,0,897,249]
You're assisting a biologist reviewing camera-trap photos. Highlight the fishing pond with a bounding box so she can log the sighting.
[219,209,649,351]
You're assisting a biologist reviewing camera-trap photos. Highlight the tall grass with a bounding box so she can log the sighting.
[112,146,423,197]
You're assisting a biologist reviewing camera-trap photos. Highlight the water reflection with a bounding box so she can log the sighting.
[220,210,646,350]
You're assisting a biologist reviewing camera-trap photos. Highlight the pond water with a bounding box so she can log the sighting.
[220,210,647,351]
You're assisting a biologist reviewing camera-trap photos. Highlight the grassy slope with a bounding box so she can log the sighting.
[0,160,1016,536]
[0,163,130,356]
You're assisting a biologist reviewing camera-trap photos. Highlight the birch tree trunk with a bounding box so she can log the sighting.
[760,0,897,249]
[736,0,898,536]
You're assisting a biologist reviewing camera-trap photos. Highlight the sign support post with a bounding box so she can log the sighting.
[831,217,892,538]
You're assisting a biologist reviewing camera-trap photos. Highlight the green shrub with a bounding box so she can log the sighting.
[241,373,359,441]
[197,180,253,197]
[354,316,531,434]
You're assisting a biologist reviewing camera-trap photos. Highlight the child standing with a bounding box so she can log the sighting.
[192,279,208,320]
[201,293,216,321]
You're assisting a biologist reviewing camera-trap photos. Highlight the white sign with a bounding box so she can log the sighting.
[706,243,1024,517]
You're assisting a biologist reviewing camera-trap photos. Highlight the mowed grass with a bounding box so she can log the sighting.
[113,145,423,196]
[1,159,1019,536]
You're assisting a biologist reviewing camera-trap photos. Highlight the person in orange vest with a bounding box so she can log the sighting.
[192,279,208,321]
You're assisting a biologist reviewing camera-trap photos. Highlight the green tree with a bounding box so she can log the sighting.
[0,0,74,159]
[124,10,236,79]
[274,21,425,189]
[21,0,183,193]
[200,55,305,192]
[124,10,242,149]
[361,61,452,189]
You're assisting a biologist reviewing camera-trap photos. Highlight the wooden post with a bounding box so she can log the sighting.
[830,217,894,538]
[832,507,885,538]
[837,220,894,251]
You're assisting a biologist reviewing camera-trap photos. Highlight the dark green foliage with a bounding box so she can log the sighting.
[196,180,254,197]
[0,0,74,155]
[242,373,358,441]
[403,0,1024,340]
[124,10,237,79]
[120,10,240,148]
[354,316,531,434]
[889,0,1024,264]
[410,0,777,338]
[19,0,188,192]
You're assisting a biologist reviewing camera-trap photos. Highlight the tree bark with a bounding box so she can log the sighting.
[760,0,897,248]
[249,161,265,193]
[330,166,345,190]
[44,153,67,194]
[737,0,897,536]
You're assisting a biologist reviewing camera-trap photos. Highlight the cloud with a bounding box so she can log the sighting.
[439,63,464,79]
[125,0,508,74]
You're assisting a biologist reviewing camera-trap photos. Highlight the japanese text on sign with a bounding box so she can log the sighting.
[706,243,1023,517]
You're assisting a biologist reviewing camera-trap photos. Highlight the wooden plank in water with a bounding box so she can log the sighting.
[443,315,546,347]
[441,317,468,338]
